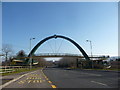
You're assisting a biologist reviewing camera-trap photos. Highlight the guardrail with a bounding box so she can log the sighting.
[0,66,30,73]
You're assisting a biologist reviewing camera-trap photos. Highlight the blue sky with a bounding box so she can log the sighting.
[2,2,118,58]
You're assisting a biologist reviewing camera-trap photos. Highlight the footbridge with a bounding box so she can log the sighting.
[24,34,109,68]
[21,53,108,59]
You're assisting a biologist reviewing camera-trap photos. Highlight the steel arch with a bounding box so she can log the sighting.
[26,35,90,63]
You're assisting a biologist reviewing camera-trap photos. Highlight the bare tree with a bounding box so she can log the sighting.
[16,50,26,59]
[58,57,77,68]
[2,44,13,65]
[37,58,47,67]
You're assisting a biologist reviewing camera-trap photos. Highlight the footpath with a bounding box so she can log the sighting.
[1,70,36,85]
[0,68,56,89]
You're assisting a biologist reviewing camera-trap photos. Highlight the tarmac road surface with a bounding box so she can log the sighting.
[43,68,119,88]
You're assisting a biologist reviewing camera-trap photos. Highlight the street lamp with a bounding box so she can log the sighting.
[30,38,35,69]
[86,40,93,68]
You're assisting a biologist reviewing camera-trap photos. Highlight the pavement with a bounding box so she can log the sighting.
[1,70,34,85]
[43,67,119,88]
[1,69,56,89]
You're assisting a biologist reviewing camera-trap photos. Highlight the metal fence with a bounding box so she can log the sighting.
[0,66,30,73]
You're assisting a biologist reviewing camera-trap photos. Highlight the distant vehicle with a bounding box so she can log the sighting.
[106,66,111,69]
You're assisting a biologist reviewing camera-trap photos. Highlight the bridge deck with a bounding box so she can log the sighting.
[19,55,107,59]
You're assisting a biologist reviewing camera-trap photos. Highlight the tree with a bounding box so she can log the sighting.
[58,57,77,68]
[34,57,47,67]
[2,44,13,65]
[16,50,26,59]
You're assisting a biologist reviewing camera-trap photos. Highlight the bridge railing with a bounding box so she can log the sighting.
[36,53,82,56]
[36,53,109,58]
[16,53,109,59]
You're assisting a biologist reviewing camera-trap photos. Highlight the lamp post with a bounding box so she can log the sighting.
[30,38,35,69]
[86,40,93,68]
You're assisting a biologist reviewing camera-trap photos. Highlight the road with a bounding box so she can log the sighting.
[1,68,119,89]
[43,68,119,88]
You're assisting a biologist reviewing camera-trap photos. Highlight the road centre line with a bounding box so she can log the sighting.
[41,69,57,88]
[91,81,108,86]
[48,81,52,84]
[51,85,57,88]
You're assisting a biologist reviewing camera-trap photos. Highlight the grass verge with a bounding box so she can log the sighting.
[66,67,120,71]
[1,67,43,76]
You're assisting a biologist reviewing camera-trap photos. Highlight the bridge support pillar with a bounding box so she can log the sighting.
[88,60,92,69]
[76,58,79,68]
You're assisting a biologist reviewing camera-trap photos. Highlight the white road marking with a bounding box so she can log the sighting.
[91,81,108,86]
[39,80,42,83]
[33,80,36,83]
[0,70,39,88]
[85,73,102,76]
[69,71,102,76]
[37,80,39,83]
[80,72,102,76]
[28,80,32,83]
[18,81,24,84]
